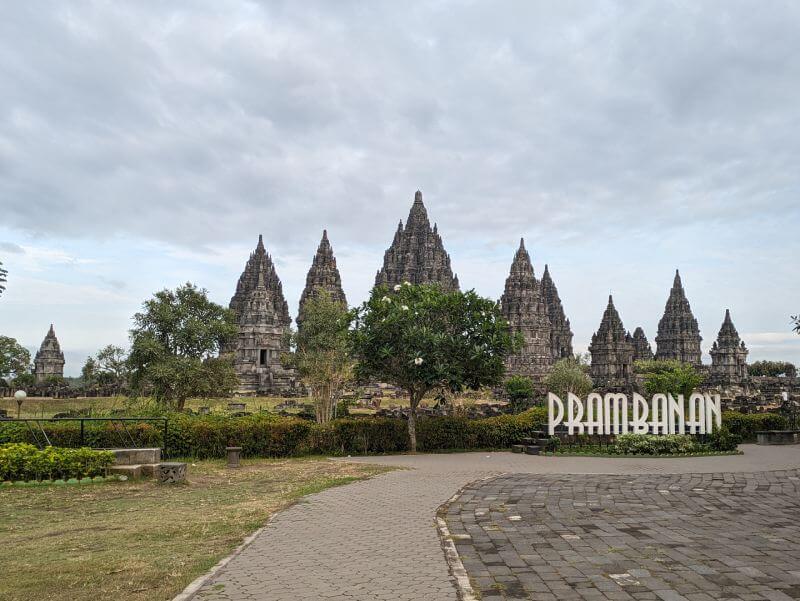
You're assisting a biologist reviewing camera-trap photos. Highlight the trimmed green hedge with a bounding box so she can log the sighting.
[0,408,549,459]
[0,408,775,459]
[0,443,115,482]
[721,411,787,441]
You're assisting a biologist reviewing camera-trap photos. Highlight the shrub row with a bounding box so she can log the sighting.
[0,443,115,482]
[0,409,773,459]
[0,408,550,459]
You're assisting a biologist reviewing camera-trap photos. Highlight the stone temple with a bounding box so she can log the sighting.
[655,270,702,366]
[589,295,634,389]
[375,191,459,291]
[710,309,748,384]
[297,230,347,329]
[629,327,654,362]
[34,324,65,383]
[500,239,574,383]
[228,235,297,395]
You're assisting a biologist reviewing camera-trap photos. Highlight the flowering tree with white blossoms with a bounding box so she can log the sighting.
[351,283,516,452]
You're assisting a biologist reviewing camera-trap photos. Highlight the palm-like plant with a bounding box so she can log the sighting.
[0,260,7,297]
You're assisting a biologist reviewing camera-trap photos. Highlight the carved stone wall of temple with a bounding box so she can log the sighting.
[655,270,703,366]
[540,264,574,360]
[297,230,347,329]
[375,191,459,291]
[630,327,654,362]
[710,309,748,384]
[589,295,634,389]
[228,235,297,395]
[34,324,65,383]
[499,239,553,381]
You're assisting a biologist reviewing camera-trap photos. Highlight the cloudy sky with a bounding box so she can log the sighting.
[1,1,798,375]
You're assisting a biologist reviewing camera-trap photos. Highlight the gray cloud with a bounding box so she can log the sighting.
[0,242,25,254]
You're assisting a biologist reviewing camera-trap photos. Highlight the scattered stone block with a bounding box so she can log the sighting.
[158,462,187,484]
[511,444,525,453]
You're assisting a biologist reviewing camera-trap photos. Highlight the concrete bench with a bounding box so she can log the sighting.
[756,431,800,445]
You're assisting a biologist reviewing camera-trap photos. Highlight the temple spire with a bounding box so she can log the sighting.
[298,230,347,328]
[655,270,702,366]
[375,190,459,291]
[540,263,573,360]
[589,295,634,389]
[710,309,748,383]
[34,324,65,384]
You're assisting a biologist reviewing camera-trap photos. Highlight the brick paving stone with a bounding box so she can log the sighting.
[187,445,800,601]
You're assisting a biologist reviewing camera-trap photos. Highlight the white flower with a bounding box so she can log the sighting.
[403,281,411,286]
[414,357,424,366]
[393,284,402,292]
[381,295,391,303]
[401,305,409,311]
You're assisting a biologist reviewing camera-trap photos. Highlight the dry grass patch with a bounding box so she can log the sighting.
[0,457,392,601]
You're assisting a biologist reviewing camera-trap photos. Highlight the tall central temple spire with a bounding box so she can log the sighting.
[499,238,553,381]
[375,190,459,291]
[655,270,702,366]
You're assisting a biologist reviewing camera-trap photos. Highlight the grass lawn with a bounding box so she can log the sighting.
[0,457,392,601]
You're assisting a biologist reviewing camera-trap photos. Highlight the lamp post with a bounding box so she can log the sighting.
[14,389,27,419]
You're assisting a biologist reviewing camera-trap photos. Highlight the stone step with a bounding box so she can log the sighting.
[109,448,161,466]
[537,438,551,447]
[109,464,143,479]
[525,445,541,455]
[520,437,535,445]
[511,444,526,453]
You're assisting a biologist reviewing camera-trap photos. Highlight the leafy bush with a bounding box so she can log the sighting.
[0,443,115,482]
[0,408,550,459]
[748,360,796,378]
[612,434,699,455]
[504,376,534,413]
[705,426,741,452]
[721,412,788,441]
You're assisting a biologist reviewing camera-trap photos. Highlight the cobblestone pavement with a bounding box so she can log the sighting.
[445,469,800,601]
[189,445,800,601]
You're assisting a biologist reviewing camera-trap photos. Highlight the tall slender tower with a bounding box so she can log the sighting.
[655,270,703,366]
[540,264,573,360]
[228,235,296,395]
[297,230,347,329]
[34,324,65,383]
[589,295,634,388]
[375,191,459,291]
[710,309,748,384]
[499,239,553,381]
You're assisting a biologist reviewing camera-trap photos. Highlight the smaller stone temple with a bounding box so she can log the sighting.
[228,235,297,395]
[297,230,347,329]
[589,295,634,389]
[655,270,703,366]
[710,309,748,384]
[34,324,65,383]
[541,265,574,360]
[630,327,654,362]
[500,239,553,381]
[375,191,459,291]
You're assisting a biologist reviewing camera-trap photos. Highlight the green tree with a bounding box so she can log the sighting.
[0,336,31,383]
[82,356,98,387]
[504,375,534,413]
[634,359,703,398]
[793,314,799,334]
[351,283,516,452]
[545,357,594,398]
[94,345,129,389]
[0,260,7,297]
[284,290,354,423]
[748,360,796,378]
[128,283,239,409]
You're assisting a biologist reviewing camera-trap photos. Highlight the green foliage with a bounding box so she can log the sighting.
[0,336,31,382]
[544,358,594,398]
[285,290,354,423]
[504,375,534,413]
[748,360,796,378]
[793,315,799,335]
[634,359,703,398]
[0,443,114,482]
[705,426,741,452]
[11,372,34,388]
[0,408,549,459]
[612,433,699,455]
[0,260,6,296]
[544,436,561,452]
[721,411,788,441]
[352,283,516,451]
[128,283,239,409]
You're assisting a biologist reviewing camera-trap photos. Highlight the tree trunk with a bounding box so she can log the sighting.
[407,390,421,453]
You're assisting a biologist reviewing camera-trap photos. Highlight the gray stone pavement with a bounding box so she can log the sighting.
[189,445,800,601]
[446,470,800,601]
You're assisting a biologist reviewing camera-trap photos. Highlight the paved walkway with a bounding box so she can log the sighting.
[189,445,800,601]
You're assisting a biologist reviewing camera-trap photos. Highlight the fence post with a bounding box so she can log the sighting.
[80,419,85,447]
